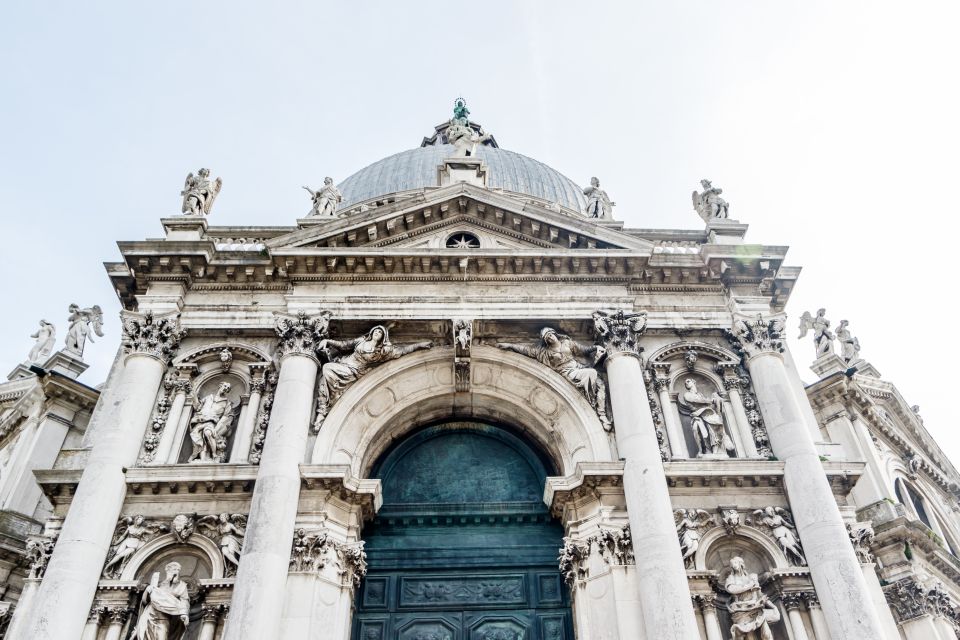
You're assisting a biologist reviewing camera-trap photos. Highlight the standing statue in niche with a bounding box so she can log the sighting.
[583,177,615,219]
[135,561,190,640]
[836,319,861,363]
[723,556,780,640]
[753,507,806,565]
[64,304,104,358]
[497,328,612,430]
[798,308,835,357]
[188,382,237,463]
[198,514,247,575]
[303,177,342,217]
[678,378,735,457]
[27,320,56,363]
[692,179,730,222]
[313,325,432,431]
[180,168,222,216]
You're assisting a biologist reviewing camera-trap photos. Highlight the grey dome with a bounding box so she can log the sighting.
[337,144,588,212]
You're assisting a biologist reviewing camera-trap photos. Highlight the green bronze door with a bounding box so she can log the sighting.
[352,422,573,640]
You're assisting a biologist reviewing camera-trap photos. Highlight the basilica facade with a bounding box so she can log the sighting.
[1,103,959,640]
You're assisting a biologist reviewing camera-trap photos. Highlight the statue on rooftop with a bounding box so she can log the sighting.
[836,319,861,363]
[446,97,492,157]
[583,177,615,219]
[692,178,729,222]
[180,168,222,216]
[303,178,342,217]
[28,320,56,363]
[64,304,104,358]
[798,308,835,358]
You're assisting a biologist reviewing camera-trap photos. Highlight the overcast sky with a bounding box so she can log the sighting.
[2,2,958,463]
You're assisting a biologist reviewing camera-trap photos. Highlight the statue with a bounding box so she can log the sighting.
[103,516,168,578]
[798,308,835,358]
[753,507,806,565]
[836,319,861,363]
[674,509,712,567]
[187,382,237,463]
[498,328,612,430]
[678,379,735,457]
[198,514,247,575]
[446,98,491,157]
[171,514,195,544]
[303,177,342,217]
[63,304,104,358]
[134,561,190,640]
[313,325,432,431]
[180,168,222,216]
[692,179,730,222]
[583,177,615,219]
[723,556,780,640]
[27,320,56,363]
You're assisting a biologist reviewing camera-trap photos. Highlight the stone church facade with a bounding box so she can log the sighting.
[1,103,959,639]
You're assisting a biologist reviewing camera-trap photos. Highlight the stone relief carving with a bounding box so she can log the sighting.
[303,178,342,217]
[906,452,921,478]
[751,507,806,566]
[798,308,835,358]
[171,514,196,543]
[275,310,330,359]
[883,577,960,625]
[739,384,773,457]
[692,179,730,222]
[557,538,590,588]
[218,348,233,372]
[720,507,742,534]
[729,314,785,358]
[723,556,781,640]
[180,168,222,216]
[63,303,104,358]
[847,521,875,563]
[338,542,368,588]
[122,311,187,364]
[188,382,237,463]
[583,177,615,219]
[139,373,181,464]
[27,320,56,363]
[592,309,647,356]
[453,318,472,392]
[197,514,246,577]
[135,561,190,640]
[645,375,671,462]
[289,528,367,587]
[25,533,57,580]
[675,509,712,568]
[314,324,432,431]
[248,370,278,464]
[103,516,169,579]
[498,327,611,431]
[592,524,634,566]
[558,525,635,590]
[678,378,735,458]
[836,319,861,364]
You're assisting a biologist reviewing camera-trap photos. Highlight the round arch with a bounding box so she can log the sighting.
[695,526,787,571]
[120,532,226,581]
[310,345,613,477]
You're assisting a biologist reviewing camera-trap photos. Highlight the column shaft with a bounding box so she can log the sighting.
[152,387,188,464]
[746,352,884,638]
[787,607,811,640]
[726,386,759,457]
[808,605,830,639]
[224,354,317,639]
[230,386,263,462]
[657,386,686,458]
[701,606,723,640]
[606,353,699,639]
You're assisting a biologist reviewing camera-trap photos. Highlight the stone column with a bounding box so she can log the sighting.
[103,608,129,640]
[653,367,686,458]
[718,366,759,457]
[151,371,192,465]
[695,593,723,640]
[731,314,885,639]
[224,312,326,640]
[79,607,103,640]
[597,310,700,639]
[198,605,220,640]
[21,311,185,640]
[804,593,831,640]
[783,593,811,640]
[230,368,266,462]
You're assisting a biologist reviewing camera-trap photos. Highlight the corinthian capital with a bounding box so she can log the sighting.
[729,314,786,358]
[275,310,331,359]
[592,309,647,356]
[121,311,186,364]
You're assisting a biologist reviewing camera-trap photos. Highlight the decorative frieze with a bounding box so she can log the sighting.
[121,311,186,364]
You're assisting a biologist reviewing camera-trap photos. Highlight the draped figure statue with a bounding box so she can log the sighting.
[724,556,780,640]
[135,561,190,640]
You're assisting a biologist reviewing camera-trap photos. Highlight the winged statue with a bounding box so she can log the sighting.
[102,515,168,578]
[798,308,835,357]
[691,178,729,222]
[64,303,104,358]
[198,514,247,575]
[675,509,713,567]
[180,167,222,216]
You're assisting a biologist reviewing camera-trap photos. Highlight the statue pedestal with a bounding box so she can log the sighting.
[705,219,748,244]
[809,353,849,379]
[6,362,36,381]
[437,157,488,187]
[42,351,89,380]
[161,216,208,241]
[296,216,337,229]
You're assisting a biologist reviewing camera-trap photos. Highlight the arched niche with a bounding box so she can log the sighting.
[311,345,613,478]
[120,532,225,581]
[697,527,786,572]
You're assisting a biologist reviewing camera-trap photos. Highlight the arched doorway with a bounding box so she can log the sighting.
[352,421,573,640]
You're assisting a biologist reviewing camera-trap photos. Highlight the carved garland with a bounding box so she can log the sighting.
[138,373,181,464]
[644,372,671,461]
[248,370,278,464]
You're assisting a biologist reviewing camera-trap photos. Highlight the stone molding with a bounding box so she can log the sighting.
[121,311,187,365]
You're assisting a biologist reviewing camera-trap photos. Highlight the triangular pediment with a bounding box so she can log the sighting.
[266,183,654,253]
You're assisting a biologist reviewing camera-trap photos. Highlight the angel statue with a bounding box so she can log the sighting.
[63,304,104,358]
[313,325,432,431]
[498,328,612,430]
[678,378,735,458]
[303,177,342,217]
[583,177,615,219]
[134,561,190,640]
[798,308,835,358]
[753,506,806,565]
[187,382,237,463]
[692,179,729,222]
[723,556,781,640]
[180,168,222,216]
[836,319,861,364]
[198,513,247,575]
[675,508,712,568]
[103,515,168,578]
[27,319,56,363]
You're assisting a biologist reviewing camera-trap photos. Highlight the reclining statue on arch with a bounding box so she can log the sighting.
[497,327,612,430]
[313,325,432,431]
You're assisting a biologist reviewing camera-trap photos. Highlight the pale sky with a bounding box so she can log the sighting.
[2,2,958,462]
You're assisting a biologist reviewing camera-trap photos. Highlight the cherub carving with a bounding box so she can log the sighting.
[103,516,168,578]
[64,304,104,357]
[171,514,196,544]
[180,168,222,216]
[198,514,247,575]
[188,382,237,463]
[798,309,835,357]
[28,320,56,363]
[753,507,806,565]
[675,508,713,567]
